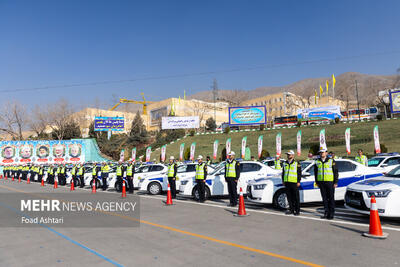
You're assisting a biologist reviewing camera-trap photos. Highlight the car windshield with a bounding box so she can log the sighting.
[385,166,400,178]
[368,157,385,167]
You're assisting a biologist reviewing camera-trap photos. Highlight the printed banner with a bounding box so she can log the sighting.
[119,149,125,162]
[226,138,231,155]
[131,148,136,162]
[345,128,351,155]
[190,142,196,161]
[179,143,185,161]
[0,140,85,165]
[319,129,327,151]
[145,147,152,162]
[213,140,219,160]
[161,116,200,129]
[389,89,400,114]
[297,130,302,156]
[94,117,125,132]
[229,106,266,126]
[161,145,166,162]
[241,136,247,159]
[276,133,282,157]
[257,135,263,159]
[374,126,381,153]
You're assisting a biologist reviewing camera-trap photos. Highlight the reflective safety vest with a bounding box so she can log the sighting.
[102,165,110,173]
[167,163,176,178]
[61,167,65,174]
[48,168,53,175]
[92,166,97,175]
[283,161,298,183]
[316,159,334,182]
[195,163,205,180]
[355,155,368,166]
[126,165,133,176]
[77,167,84,176]
[71,167,76,175]
[116,166,122,176]
[39,168,43,175]
[225,160,237,178]
[274,160,282,170]
[23,166,29,172]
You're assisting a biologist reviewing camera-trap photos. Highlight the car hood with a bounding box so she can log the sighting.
[348,177,400,191]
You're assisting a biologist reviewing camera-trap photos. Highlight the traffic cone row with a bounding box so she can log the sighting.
[121,180,126,198]
[234,187,249,217]
[165,183,173,205]
[363,195,388,239]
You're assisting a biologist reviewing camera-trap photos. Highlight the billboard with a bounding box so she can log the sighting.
[161,116,199,129]
[150,107,168,126]
[297,106,341,121]
[228,106,266,126]
[94,117,125,131]
[0,140,85,165]
[389,89,400,114]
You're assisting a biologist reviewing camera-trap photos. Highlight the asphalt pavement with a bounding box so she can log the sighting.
[0,178,399,267]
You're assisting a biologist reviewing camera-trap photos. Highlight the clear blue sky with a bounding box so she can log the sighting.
[0,0,399,109]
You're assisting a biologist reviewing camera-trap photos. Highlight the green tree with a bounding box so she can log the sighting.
[128,111,149,145]
[205,117,217,131]
[51,121,81,140]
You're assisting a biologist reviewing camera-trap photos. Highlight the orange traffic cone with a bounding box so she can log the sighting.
[70,179,75,191]
[121,180,127,197]
[12,175,14,181]
[91,179,96,194]
[18,175,21,183]
[41,179,45,187]
[363,195,388,239]
[27,175,30,184]
[165,183,173,205]
[234,187,249,217]
[54,178,58,189]
[0,174,3,179]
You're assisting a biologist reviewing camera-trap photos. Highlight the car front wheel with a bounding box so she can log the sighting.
[273,189,289,210]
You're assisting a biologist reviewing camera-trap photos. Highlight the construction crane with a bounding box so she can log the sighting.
[109,93,155,115]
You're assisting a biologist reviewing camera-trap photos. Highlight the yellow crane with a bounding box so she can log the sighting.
[109,93,155,115]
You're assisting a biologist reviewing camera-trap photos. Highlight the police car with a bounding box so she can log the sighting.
[247,159,383,209]
[345,165,400,217]
[131,163,168,190]
[367,153,400,174]
[179,161,280,200]
[138,163,216,195]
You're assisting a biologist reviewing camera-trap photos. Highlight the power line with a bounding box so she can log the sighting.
[1,50,400,94]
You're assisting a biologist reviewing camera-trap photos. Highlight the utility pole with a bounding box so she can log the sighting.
[212,78,218,123]
[355,80,361,121]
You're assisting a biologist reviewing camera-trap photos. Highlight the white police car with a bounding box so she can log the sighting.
[179,161,280,200]
[367,153,400,174]
[131,163,167,190]
[138,163,216,195]
[247,159,383,209]
[345,165,400,217]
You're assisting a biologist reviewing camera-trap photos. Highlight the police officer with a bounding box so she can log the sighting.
[126,161,135,194]
[167,156,178,199]
[225,151,241,207]
[206,156,212,165]
[314,148,339,219]
[282,150,302,215]
[116,161,125,192]
[58,163,66,185]
[47,164,54,184]
[91,162,99,187]
[77,163,85,188]
[274,155,282,170]
[101,162,110,191]
[38,165,44,183]
[195,155,208,203]
[71,164,77,186]
[355,149,368,166]
[22,164,29,180]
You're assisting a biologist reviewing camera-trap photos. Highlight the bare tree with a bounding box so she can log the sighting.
[30,105,49,137]
[189,100,212,129]
[0,101,29,140]
[46,99,76,140]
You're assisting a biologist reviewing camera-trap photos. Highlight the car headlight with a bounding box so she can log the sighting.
[253,184,267,190]
[181,180,189,185]
[366,190,391,198]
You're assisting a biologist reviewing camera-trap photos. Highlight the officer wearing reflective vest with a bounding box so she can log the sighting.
[101,162,110,191]
[77,164,85,188]
[57,163,66,186]
[167,156,178,199]
[22,164,29,180]
[91,162,99,188]
[355,149,368,166]
[116,161,126,193]
[281,150,302,215]
[71,164,77,186]
[47,165,54,184]
[126,161,135,194]
[38,165,44,183]
[206,156,212,166]
[195,155,208,202]
[274,155,282,170]
[314,148,339,220]
[225,151,241,207]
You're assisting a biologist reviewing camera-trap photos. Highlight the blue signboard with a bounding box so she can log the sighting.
[229,106,266,126]
[94,117,125,131]
[297,106,341,121]
[389,89,400,114]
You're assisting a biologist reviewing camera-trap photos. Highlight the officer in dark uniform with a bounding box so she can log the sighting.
[91,162,99,187]
[116,162,126,192]
[101,162,110,191]
[167,156,178,199]
[77,163,85,188]
[195,155,208,202]
[206,156,212,165]
[282,150,302,215]
[314,148,339,220]
[225,151,241,207]
[126,161,135,194]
